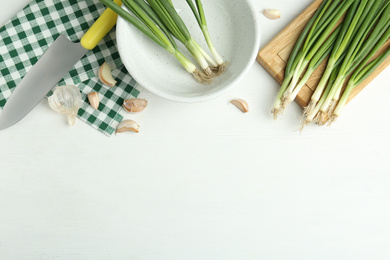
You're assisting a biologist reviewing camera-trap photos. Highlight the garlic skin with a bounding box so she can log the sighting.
[116,119,140,134]
[48,85,82,126]
[98,62,117,87]
[263,9,281,20]
[123,99,148,113]
[230,99,249,113]
[88,92,100,110]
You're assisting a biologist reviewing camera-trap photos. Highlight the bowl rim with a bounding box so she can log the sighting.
[116,0,261,103]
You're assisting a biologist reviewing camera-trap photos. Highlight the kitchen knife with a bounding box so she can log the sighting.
[0,0,122,130]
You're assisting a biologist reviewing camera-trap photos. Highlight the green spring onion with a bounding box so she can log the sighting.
[319,3,390,118]
[306,0,388,118]
[186,0,227,74]
[165,0,218,68]
[280,25,342,111]
[282,0,355,102]
[145,0,217,76]
[98,0,212,83]
[304,0,375,115]
[333,47,390,119]
[125,0,177,48]
[271,0,345,119]
[271,0,333,118]
[273,0,390,128]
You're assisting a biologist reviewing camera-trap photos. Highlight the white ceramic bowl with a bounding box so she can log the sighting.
[116,0,260,102]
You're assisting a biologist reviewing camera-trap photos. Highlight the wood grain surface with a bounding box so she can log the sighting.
[257,0,390,108]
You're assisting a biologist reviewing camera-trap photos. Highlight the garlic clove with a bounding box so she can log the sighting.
[48,85,82,126]
[88,92,100,110]
[263,9,281,20]
[116,119,140,134]
[230,99,249,113]
[123,98,148,113]
[98,62,117,87]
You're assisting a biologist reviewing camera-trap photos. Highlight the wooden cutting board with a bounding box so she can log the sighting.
[257,0,390,108]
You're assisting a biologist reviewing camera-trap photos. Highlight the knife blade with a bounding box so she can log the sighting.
[0,0,123,130]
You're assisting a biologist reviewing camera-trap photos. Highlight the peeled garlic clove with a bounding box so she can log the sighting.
[123,98,148,113]
[88,92,100,110]
[99,62,117,87]
[230,99,249,113]
[116,119,140,134]
[48,85,82,126]
[263,9,281,20]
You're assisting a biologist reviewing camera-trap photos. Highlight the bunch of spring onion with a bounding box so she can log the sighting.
[304,0,387,118]
[272,0,355,118]
[98,0,226,83]
[305,1,390,126]
[300,0,388,127]
[271,0,390,127]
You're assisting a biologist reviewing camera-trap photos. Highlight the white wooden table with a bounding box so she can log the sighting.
[1,0,390,259]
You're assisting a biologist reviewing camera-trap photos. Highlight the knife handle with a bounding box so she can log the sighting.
[80,0,122,50]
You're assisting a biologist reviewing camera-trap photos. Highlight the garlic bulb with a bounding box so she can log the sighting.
[48,85,82,126]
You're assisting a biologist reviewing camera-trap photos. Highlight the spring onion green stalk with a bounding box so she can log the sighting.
[280,26,341,111]
[161,0,218,69]
[272,0,355,118]
[303,0,388,127]
[122,0,176,47]
[282,0,356,103]
[332,47,390,120]
[126,0,215,69]
[282,0,341,97]
[170,0,219,66]
[125,0,211,68]
[126,0,176,46]
[306,0,387,117]
[271,0,338,119]
[127,0,219,71]
[128,0,216,69]
[186,0,228,74]
[287,0,343,78]
[164,0,218,67]
[145,0,216,76]
[98,0,212,83]
[299,0,343,52]
[319,3,390,118]
[329,28,390,123]
[282,0,348,97]
[304,0,368,114]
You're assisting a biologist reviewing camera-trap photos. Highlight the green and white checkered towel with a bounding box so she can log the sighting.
[0,0,139,136]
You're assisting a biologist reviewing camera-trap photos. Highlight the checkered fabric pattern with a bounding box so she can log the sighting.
[0,0,139,136]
